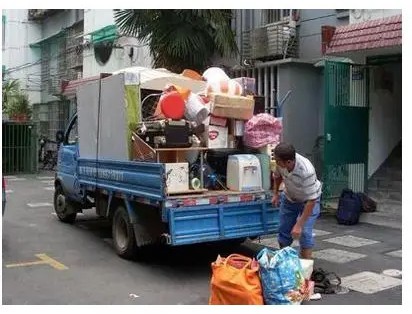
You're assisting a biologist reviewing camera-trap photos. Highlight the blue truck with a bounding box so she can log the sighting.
[54,68,279,259]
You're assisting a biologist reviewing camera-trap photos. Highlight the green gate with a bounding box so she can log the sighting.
[323,61,369,200]
[2,122,38,174]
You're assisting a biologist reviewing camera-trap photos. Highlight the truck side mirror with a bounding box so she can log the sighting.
[56,130,65,143]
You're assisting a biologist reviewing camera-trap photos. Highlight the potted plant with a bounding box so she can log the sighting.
[2,80,32,122]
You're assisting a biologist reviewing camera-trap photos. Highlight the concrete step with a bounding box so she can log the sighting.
[368,190,402,202]
[368,179,401,191]
[359,212,402,229]
[382,168,402,180]
[389,191,402,202]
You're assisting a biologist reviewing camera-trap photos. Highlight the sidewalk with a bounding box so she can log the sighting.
[248,212,402,305]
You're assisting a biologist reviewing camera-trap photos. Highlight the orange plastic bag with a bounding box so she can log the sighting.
[209,254,264,305]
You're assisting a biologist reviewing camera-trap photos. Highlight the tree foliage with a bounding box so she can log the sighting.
[114,9,238,73]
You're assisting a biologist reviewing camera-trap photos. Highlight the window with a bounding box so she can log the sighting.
[265,9,291,24]
[66,117,78,145]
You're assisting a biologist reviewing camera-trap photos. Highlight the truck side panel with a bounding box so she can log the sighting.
[77,159,165,201]
[167,200,279,245]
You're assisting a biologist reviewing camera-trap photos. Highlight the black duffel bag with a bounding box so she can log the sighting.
[336,189,362,225]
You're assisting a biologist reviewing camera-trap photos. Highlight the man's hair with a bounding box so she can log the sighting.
[274,142,296,161]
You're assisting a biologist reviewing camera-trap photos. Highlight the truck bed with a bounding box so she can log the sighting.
[77,158,279,246]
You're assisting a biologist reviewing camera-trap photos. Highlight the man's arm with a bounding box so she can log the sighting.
[274,175,283,194]
[291,199,316,239]
[297,199,316,226]
[271,171,283,206]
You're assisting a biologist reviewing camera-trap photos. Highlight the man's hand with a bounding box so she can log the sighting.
[291,223,302,240]
[272,192,280,206]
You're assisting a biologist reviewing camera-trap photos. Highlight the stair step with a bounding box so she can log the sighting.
[378,204,402,214]
[389,191,402,201]
[359,212,402,229]
[366,190,402,203]
[368,179,402,190]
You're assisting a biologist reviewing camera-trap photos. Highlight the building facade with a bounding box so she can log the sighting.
[2,9,151,139]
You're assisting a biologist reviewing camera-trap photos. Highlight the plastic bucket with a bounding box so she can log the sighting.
[159,91,185,120]
[185,93,210,124]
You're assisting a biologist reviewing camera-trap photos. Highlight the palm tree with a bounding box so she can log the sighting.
[114,9,238,73]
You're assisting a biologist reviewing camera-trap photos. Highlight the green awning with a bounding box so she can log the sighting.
[29,30,66,48]
[91,25,118,44]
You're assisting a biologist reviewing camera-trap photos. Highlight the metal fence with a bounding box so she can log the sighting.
[2,122,38,174]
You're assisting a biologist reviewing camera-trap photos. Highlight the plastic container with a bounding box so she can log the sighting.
[202,67,229,82]
[159,91,185,120]
[299,259,314,280]
[185,92,210,125]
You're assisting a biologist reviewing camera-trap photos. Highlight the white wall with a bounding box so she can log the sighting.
[3,9,42,104]
[41,10,78,39]
[278,63,323,159]
[368,62,402,176]
[350,9,401,24]
[82,9,152,78]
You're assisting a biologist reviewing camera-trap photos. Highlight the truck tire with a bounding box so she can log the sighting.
[112,204,137,259]
[54,185,77,224]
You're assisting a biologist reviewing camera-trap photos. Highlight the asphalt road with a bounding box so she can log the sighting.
[2,172,402,305]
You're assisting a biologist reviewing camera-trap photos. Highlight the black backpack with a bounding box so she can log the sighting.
[336,189,362,225]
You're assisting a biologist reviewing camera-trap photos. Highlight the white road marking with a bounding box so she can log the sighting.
[37,176,54,180]
[382,269,402,278]
[51,212,84,216]
[6,178,27,182]
[341,271,402,294]
[312,229,332,237]
[386,250,402,258]
[253,237,299,248]
[323,235,380,248]
[313,248,367,263]
[41,180,54,185]
[4,176,17,179]
[44,187,55,191]
[27,202,53,208]
[6,189,14,194]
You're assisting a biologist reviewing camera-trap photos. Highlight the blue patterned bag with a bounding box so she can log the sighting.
[257,247,305,305]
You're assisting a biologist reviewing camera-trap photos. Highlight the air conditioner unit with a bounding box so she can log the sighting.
[267,23,291,57]
[267,22,298,58]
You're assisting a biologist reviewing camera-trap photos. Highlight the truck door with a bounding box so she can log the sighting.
[58,115,82,201]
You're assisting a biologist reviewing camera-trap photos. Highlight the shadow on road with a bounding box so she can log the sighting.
[73,215,262,273]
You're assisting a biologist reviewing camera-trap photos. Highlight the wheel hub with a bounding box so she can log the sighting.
[56,194,66,214]
[115,219,128,249]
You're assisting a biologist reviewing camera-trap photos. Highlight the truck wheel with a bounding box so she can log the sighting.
[112,204,137,259]
[54,185,77,224]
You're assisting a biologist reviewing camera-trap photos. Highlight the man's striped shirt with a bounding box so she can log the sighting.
[274,153,322,203]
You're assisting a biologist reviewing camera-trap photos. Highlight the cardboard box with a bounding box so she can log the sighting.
[204,125,228,149]
[210,93,254,120]
[210,115,228,127]
[165,163,189,193]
